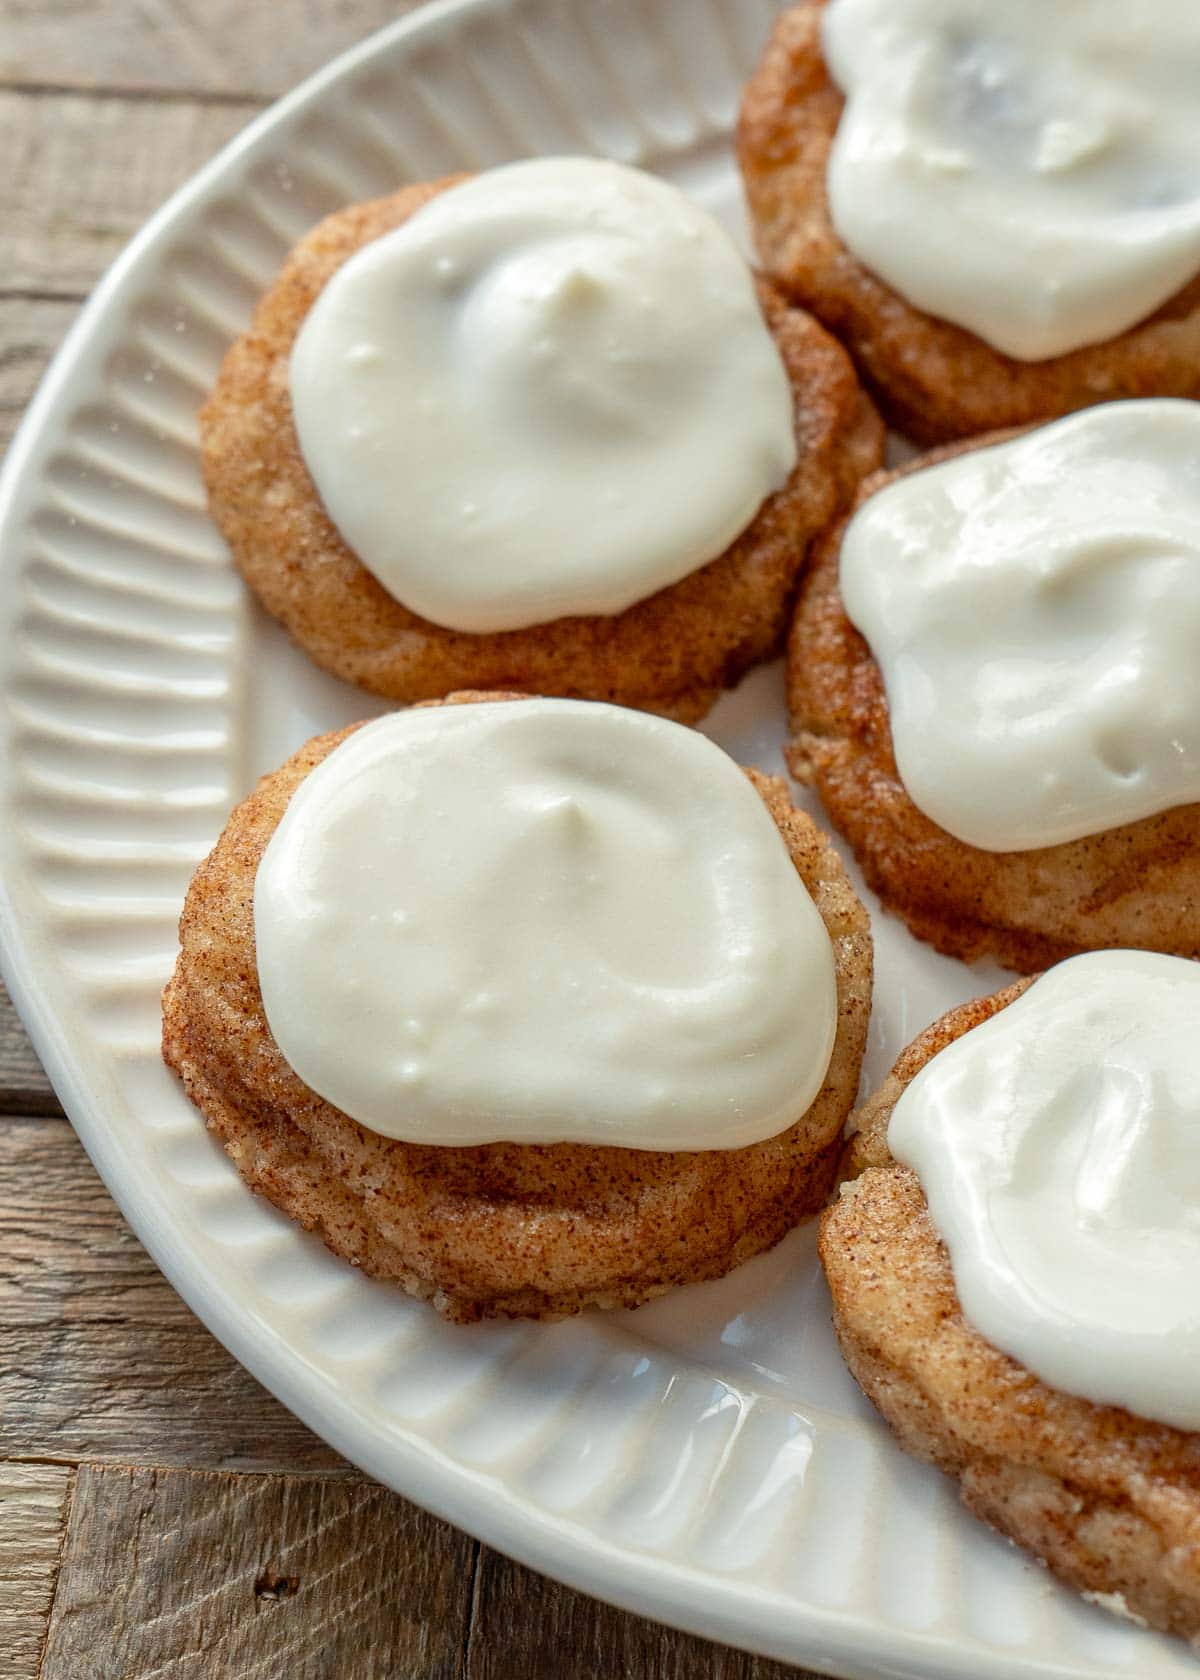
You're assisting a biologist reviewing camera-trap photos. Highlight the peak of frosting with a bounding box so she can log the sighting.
[254,700,837,1149]
[290,158,796,632]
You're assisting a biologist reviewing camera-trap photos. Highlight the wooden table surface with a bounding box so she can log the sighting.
[0,4,829,1675]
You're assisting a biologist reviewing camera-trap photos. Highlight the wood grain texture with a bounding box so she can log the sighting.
[0,1118,349,1473]
[1,1113,191,1325]
[0,982,62,1115]
[0,1463,72,1680]
[39,1465,475,1680]
[0,298,77,458]
[2,1321,353,1477]
[2,89,253,298]
[467,1550,812,1680]
[0,0,424,100]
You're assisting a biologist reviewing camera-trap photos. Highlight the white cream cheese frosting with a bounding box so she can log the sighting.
[888,951,1200,1432]
[289,158,797,633]
[822,0,1200,360]
[839,400,1200,852]
[254,700,837,1150]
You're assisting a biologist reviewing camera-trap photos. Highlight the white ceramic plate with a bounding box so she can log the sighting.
[0,4,1192,1676]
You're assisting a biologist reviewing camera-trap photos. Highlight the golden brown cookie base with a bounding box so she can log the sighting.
[821,986,1200,1646]
[163,692,873,1323]
[200,178,884,721]
[786,440,1200,971]
[738,2,1200,445]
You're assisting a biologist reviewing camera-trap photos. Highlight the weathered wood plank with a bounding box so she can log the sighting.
[0,1113,192,1326]
[0,1,424,101]
[2,1321,353,1476]
[467,1548,813,1678]
[0,1117,350,1473]
[40,1464,474,1680]
[0,296,77,459]
[0,982,61,1116]
[0,1461,73,1680]
[2,89,254,298]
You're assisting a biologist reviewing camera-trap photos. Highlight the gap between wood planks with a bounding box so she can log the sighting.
[0,985,65,1114]
[0,0,427,104]
[0,80,266,108]
[8,1461,808,1680]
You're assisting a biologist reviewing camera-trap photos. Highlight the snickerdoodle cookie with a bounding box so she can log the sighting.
[201,161,883,722]
[163,693,873,1322]
[738,1,1200,445]
[822,961,1200,1645]
[787,405,1200,970]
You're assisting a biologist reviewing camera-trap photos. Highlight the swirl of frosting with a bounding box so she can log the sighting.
[254,700,837,1149]
[840,401,1200,852]
[289,158,796,632]
[889,951,1200,1431]
[823,0,1200,359]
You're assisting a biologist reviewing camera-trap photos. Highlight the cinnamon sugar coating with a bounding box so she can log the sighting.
[823,984,1200,1646]
[200,178,883,722]
[738,2,1200,445]
[787,442,1200,970]
[163,693,873,1322]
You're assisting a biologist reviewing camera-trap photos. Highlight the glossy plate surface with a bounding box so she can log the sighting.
[0,2,1190,1675]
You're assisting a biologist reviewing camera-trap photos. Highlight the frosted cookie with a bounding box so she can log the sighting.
[787,402,1200,969]
[163,693,873,1322]
[738,0,1200,444]
[822,954,1200,1645]
[201,159,883,722]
